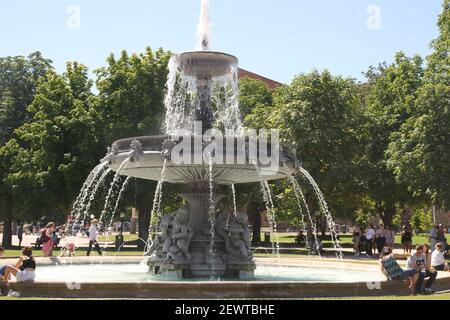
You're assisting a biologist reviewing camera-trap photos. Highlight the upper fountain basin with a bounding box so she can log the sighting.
[178,51,238,79]
[103,136,297,185]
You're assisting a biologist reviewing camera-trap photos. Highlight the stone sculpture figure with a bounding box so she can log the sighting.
[147,214,173,258]
[166,207,194,262]
[216,212,252,261]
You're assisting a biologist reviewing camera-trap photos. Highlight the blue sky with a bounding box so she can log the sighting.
[0,0,443,83]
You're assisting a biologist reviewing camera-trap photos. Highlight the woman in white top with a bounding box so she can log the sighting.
[365,224,375,256]
[431,243,449,271]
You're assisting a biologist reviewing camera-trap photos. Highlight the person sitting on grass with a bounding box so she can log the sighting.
[1,246,36,283]
[431,243,450,271]
[379,247,419,295]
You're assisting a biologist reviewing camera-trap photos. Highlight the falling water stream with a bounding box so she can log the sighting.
[208,155,218,278]
[77,168,113,228]
[149,159,168,235]
[297,167,343,258]
[197,0,211,51]
[106,176,132,229]
[99,158,131,226]
[287,173,321,256]
[253,164,281,266]
[231,184,237,218]
[72,163,108,222]
[72,163,108,218]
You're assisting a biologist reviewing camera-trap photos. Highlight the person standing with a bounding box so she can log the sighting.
[352,225,361,256]
[385,225,395,249]
[429,224,439,251]
[17,223,24,247]
[375,224,386,255]
[436,224,447,247]
[41,222,56,257]
[365,224,375,256]
[401,225,413,254]
[87,219,102,256]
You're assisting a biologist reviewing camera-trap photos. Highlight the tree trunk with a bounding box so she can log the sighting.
[137,207,151,250]
[1,192,13,248]
[377,203,396,227]
[247,202,261,244]
[135,180,155,251]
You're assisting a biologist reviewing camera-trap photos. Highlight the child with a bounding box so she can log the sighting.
[60,242,76,257]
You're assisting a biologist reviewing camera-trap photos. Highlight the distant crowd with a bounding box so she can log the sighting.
[352,223,448,256]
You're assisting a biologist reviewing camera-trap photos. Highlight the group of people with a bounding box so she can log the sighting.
[0,218,104,286]
[34,219,102,258]
[352,224,397,256]
[352,223,448,257]
[380,243,449,295]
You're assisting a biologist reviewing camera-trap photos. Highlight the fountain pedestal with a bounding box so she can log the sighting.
[147,184,255,279]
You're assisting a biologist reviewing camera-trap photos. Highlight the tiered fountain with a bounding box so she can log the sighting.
[102,3,297,278]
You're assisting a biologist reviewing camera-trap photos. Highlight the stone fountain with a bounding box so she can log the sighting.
[103,51,296,279]
[102,1,297,279]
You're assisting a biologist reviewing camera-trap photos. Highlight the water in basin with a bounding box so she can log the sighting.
[34,263,385,283]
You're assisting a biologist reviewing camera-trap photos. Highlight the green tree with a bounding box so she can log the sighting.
[94,48,171,141]
[0,52,52,246]
[361,52,425,226]
[387,0,450,208]
[246,70,365,232]
[94,47,172,248]
[239,77,273,116]
[2,62,104,223]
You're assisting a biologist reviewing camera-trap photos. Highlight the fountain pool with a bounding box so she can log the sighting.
[9,257,449,299]
[35,262,385,283]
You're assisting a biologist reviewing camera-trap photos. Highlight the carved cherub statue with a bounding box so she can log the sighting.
[167,207,194,262]
[227,212,252,261]
[147,214,173,258]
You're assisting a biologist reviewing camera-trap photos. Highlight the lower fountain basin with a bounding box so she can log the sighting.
[7,257,450,299]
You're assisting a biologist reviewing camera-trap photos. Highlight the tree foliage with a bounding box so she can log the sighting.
[387,0,450,208]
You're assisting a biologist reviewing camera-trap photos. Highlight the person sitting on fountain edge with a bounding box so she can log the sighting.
[1,246,36,283]
[379,247,419,295]
[0,246,6,281]
[87,219,102,256]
